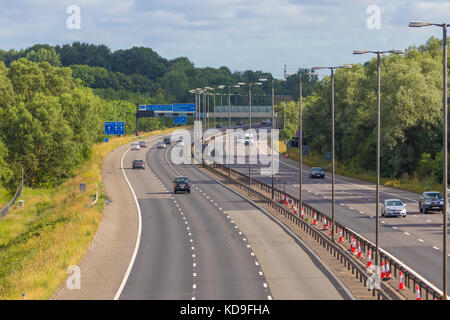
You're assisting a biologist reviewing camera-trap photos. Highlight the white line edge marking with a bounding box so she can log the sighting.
[114,146,144,300]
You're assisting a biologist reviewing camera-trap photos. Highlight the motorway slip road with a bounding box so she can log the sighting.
[54,133,352,300]
[230,138,450,292]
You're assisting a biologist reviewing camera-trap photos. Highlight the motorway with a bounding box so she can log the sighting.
[116,134,349,300]
[225,135,450,292]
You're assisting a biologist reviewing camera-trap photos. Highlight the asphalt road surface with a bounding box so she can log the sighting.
[226,136,450,292]
[117,136,348,300]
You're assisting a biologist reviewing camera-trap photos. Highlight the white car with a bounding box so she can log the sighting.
[157,142,166,149]
[236,135,245,144]
[176,140,184,146]
[131,143,141,151]
[381,199,406,217]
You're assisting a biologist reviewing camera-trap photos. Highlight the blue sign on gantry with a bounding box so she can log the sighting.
[104,121,125,135]
[172,103,196,112]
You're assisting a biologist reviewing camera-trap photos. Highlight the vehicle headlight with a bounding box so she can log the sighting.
[401,208,406,214]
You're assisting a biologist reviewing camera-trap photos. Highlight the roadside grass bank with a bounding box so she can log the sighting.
[0,127,184,300]
[285,148,441,195]
[0,188,11,208]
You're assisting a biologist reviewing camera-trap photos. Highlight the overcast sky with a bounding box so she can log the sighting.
[0,0,448,78]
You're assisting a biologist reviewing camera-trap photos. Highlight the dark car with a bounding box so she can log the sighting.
[309,167,325,178]
[139,141,147,148]
[173,176,191,194]
[419,191,443,214]
[163,136,171,145]
[132,160,145,169]
[216,123,222,128]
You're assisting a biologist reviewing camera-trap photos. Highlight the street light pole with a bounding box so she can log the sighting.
[270,81,276,199]
[353,49,404,264]
[312,65,352,243]
[228,86,232,176]
[249,83,252,187]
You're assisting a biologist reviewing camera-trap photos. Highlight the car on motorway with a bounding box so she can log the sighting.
[381,199,406,217]
[235,121,243,129]
[132,159,145,169]
[244,133,253,145]
[309,167,325,179]
[419,191,444,214]
[261,119,271,126]
[130,142,141,151]
[139,141,147,148]
[173,176,191,194]
[236,134,245,144]
[216,123,222,128]
[176,139,184,146]
[157,141,166,149]
[163,136,171,145]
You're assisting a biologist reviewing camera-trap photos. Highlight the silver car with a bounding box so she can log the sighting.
[381,199,406,217]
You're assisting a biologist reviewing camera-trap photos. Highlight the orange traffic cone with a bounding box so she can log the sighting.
[313,212,317,225]
[398,271,405,290]
[323,217,328,230]
[351,238,357,254]
[339,228,344,242]
[282,195,286,204]
[384,260,391,280]
[293,205,297,215]
[301,206,304,219]
[367,250,372,268]
[349,236,354,251]
[380,261,386,280]
[329,222,333,236]
[357,243,362,258]
[415,285,421,300]
[285,153,288,158]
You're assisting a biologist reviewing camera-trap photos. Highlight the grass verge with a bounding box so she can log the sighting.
[0,127,185,300]
[285,148,440,195]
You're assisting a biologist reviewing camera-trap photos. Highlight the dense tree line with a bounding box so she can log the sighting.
[0,42,315,105]
[0,58,168,189]
[281,37,449,183]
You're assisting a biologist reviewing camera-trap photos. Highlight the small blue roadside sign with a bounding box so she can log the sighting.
[174,116,187,125]
[104,137,109,143]
[104,121,125,135]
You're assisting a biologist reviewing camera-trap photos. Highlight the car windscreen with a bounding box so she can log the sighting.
[386,200,403,206]
[175,177,189,183]
[312,168,322,172]
[424,192,442,199]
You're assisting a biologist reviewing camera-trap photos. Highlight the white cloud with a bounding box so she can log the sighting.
[0,0,447,78]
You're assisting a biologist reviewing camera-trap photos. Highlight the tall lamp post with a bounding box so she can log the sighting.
[312,64,352,242]
[409,20,449,300]
[260,77,286,199]
[285,70,317,213]
[245,80,263,187]
[353,49,404,267]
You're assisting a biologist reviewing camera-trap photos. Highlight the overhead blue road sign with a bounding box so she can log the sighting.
[173,103,196,112]
[140,105,172,112]
[104,121,125,135]
[174,116,187,124]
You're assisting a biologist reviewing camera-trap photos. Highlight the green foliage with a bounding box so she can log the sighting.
[25,48,61,67]
[302,41,447,184]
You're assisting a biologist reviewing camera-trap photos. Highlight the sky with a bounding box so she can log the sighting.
[0,0,448,78]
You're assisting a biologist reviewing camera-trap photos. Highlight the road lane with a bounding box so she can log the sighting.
[227,137,450,290]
